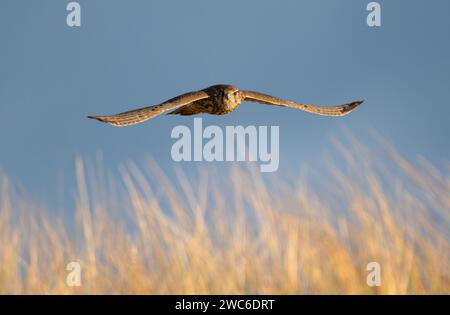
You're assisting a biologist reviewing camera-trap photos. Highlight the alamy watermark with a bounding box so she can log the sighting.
[367,2,381,27]
[65,2,381,29]
[366,261,381,287]
[66,2,81,27]
[66,261,81,287]
[170,118,279,173]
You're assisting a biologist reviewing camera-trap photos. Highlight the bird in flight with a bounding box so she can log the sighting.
[88,84,363,127]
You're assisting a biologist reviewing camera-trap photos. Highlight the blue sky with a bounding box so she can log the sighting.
[0,0,449,200]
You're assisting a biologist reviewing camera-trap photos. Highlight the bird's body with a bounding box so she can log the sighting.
[88,84,363,127]
[168,84,244,116]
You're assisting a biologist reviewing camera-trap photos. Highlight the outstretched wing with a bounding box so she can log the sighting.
[243,90,363,117]
[88,91,210,127]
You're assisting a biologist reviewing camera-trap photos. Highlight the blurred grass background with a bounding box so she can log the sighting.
[0,136,449,294]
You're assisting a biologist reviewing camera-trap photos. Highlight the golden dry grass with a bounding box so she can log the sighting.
[0,137,449,294]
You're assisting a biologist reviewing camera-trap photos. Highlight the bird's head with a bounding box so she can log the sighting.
[224,85,244,105]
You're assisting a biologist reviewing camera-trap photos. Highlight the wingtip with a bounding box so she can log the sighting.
[87,115,104,122]
[350,100,365,110]
[86,115,127,127]
[339,99,364,116]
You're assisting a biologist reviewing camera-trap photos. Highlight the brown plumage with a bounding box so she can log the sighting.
[88,84,363,127]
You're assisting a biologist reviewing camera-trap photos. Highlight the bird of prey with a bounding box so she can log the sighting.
[88,84,363,127]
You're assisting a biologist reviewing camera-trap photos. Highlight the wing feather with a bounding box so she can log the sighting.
[88,91,209,127]
[243,90,363,117]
